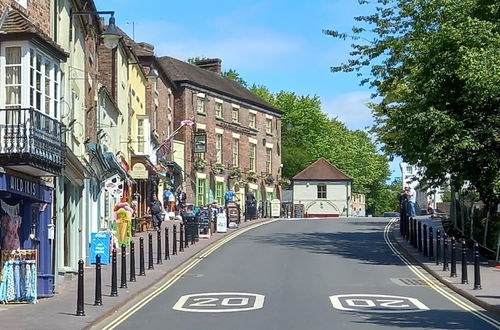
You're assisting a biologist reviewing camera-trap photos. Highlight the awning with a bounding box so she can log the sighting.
[103,152,136,184]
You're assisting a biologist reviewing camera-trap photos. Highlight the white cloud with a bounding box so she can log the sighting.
[322,91,374,131]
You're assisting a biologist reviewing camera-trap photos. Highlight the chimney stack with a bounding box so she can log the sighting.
[195,58,222,74]
[137,42,155,55]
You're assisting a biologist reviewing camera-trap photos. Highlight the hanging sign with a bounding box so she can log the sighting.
[193,131,207,153]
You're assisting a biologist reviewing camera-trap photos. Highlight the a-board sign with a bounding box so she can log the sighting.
[226,201,240,225]
[198,208,210,229]
[89,232,111,264]
[293,204,304,218]
[271,199,281,217]
[217,213,227,233]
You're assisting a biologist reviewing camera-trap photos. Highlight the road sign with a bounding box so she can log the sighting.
[329,294,429,313]
[173,292,265,313]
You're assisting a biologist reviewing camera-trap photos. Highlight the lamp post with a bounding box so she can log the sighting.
[71,11,122,50]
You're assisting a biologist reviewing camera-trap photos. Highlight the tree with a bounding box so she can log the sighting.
[325,0,499,241]
[251,85,392,214]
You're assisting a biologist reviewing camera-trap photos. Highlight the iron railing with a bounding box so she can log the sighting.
[0,108,66,175]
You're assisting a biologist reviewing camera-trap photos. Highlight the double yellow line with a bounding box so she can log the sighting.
[101,219,278,330]
[384,218,500,328]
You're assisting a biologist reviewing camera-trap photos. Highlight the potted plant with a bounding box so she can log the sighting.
[193,157,208,171]
[264,174,275,184]
[229,167,242,179]
[211,162,225,174]
[246,170,258,182]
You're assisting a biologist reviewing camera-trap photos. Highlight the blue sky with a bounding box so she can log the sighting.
[97,0,401,180]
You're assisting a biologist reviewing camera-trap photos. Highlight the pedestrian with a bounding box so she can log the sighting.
[176,188,186,212]
[148,194,164,231]
[168,189,176,213]
[224,188,237,206]
[163,188,172,210]
[405,186,416,217]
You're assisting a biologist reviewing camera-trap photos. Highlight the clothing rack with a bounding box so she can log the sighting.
[0,249,38,304]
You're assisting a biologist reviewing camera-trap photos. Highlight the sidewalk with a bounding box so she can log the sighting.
[392,216,500,315]
[0,217,271,330]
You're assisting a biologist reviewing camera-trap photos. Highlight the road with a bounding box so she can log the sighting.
[95,218,500,330]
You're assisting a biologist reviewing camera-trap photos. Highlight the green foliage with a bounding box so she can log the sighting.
[250,85,391,214]
[222,69,247,87]
[325,0,500,223]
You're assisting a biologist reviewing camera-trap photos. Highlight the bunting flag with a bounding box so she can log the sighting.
[180,119,194,127]
[157,138,172,159]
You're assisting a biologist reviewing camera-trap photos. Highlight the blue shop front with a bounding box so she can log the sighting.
[0,173,54,300]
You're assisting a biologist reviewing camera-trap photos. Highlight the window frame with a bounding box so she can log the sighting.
[232,138,239,167]
[249,112,256,129]
[215,134,223,163]
[265,147,272,174]
[249,143,256,172]
[317,184,327,199]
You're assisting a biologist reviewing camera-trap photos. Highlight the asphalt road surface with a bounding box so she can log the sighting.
[97,218,500,330]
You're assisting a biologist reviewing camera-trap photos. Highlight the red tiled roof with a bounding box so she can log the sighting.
[292,157,352,181]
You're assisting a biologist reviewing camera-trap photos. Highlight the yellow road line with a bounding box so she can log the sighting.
[385,218,500,328]
[101,219,278,330]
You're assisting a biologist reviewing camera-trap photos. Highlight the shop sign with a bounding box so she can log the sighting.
[89,232,111,264]
[130,163,149,179]
[194,131,207,153]
[7,175,38,198]
[216,213,227,233]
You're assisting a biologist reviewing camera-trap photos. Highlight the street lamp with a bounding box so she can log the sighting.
[145,67,159,81]
[72,11,122,49]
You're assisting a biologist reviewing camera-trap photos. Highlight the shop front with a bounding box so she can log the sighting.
[0,173,54,299]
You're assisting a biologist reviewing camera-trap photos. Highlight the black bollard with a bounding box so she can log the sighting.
[111,249,118,297]
[423,224,428,257]
[94,254,102,306]
[120,244,127,289]
[184,222,189,248]
[408,217,412,243]
[173,224,177,255]
[461,240,468,284]
[429,227,434,260]
[417,222,422,252]
[450,237,457,277]
[165,227,170,260]
[413,218,418,249]
[436,230,441,265]
[76,259,85,316]
[443,233,449,271]
[130,241,136,282]
[148,233,154,270]
[157,228,162,264]
[473,243,481,290]
[180,223,184,252]
[139,237,146,276]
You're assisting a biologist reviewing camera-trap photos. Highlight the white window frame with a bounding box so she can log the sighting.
[249,143,256,172]
[215,101,223,118]
[232,138,239,167]
[216,134,223,163]
[249,112,256,129]
[266,118,273,134]
[266,147,272,174]
[232,107,239,123]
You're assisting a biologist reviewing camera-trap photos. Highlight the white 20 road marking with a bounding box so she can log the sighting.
[173,292,265,313]
[330,294,429,313]
[385,218,500,328]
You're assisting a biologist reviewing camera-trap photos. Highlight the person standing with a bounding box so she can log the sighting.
[168,189,176,213]
[406,186,416,217]
[148,194,164,231]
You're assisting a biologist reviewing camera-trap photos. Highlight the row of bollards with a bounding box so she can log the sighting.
[76,222,199,316]
[399,216,482,291]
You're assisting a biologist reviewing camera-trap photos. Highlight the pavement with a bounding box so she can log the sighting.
[392,215,500,316]
[0,215,498,330]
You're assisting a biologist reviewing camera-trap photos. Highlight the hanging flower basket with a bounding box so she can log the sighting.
[211,162,225,174]
[246,171,258,182]
[264,175,275,184]
[229,167,242,179]
[278,177,291,186]
[193,158,208,171]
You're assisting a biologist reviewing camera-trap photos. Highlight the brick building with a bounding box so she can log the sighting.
[157,57,282,210]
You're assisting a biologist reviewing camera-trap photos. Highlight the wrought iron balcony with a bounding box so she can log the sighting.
[0,108,66,176]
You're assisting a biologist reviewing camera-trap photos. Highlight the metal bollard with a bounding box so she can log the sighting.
[423,224,428,257]
[111,249,118,297]
[76,259,85,316]
[173,224,178,255]
[139,237,146,276]
[473,243,481,290]
[417,222,422,252]
[157,228,162,264]
[120,244,127,289]
[94,254,102,306]
[185,222,189,248]
[461,240,468,284]
[443,233,449,271]
[450,237,457,277]
[180,223,184,252]
[165,227,170,260]
[408,217,412,243]
[436,230,441,265]
[148,233,154,270]
[429,227,434,260]
[130,241,136,282]
[413,218,418,249]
